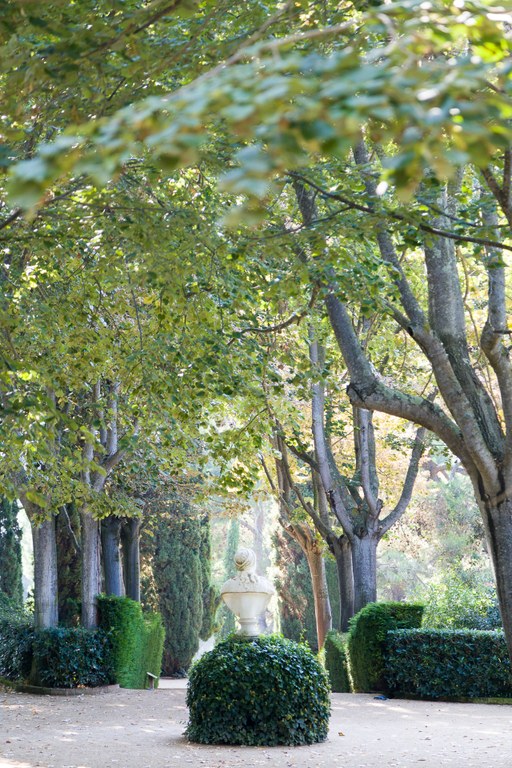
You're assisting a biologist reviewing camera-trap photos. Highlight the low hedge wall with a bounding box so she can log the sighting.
[385,628,512,699]
[0,614,113,688]
[324,631,351,692]
[348,602,424,692]
[31,627,115,688]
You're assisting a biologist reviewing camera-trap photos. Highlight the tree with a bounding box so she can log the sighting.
[148,493,214,675]
[0,498,23,605]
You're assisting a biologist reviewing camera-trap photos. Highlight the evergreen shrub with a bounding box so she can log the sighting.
[32,627,115,688]
[324,630,351,692]
[0,610,34,681]
[186,634,331,746]
[348,601,423,692]
[98,594,164,688]
[385,628,512,699]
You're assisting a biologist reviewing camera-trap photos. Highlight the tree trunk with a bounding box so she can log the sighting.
[351,533,379,614]
[121,517,141,602]
[332,535,354,631]
[81,510,101,628]
[101,516,124,597]
[478,495,512,661]
[304,546,332,649]
[32,516,59,628]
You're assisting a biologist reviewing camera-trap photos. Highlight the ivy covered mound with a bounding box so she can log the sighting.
[186,634,331,746]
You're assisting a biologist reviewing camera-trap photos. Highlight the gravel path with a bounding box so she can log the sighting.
[1,681,511,768]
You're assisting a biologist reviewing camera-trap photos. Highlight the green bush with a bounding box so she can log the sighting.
[420,577,501,630]
[140,612,165,686]
[186,635,331,746]
[31,627,115,688]
[324,631,351,692]
[98,595,164,689]
[385,628,512,699]
[348,602,423,692]
[0,611,35,681]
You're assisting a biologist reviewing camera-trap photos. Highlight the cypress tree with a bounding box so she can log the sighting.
[0,498,23,605]
[151,495,215,675]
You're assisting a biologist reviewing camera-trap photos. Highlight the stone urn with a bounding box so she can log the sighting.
[220,547,274,636]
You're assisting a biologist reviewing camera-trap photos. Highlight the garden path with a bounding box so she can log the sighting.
[1,682,511,768]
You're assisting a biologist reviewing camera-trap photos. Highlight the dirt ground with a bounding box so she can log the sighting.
[1,679,512,768]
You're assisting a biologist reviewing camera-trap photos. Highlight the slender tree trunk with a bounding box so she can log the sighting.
[32,517,59,628]
[332,536,354,631]
[81,509,101,628]
[477,494,512,661]
[101,516,124,597]
[304,545,332,649]
[351,533,379,614]
[121,517,141,602]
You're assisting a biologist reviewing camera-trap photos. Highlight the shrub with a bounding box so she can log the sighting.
[385,628,512,699]
[324,631,351,692]
[98,595,164,688]
[348,602,423,692]
[420,577,501,630]
[0,611,35,681]
[186,634,331,746]
[140,612,165,686]
[31,627,115,688]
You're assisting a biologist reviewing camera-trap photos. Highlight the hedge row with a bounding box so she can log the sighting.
[98,595,164,689]
[324,603,512,700]
[1,596,164,689]
[0,612,35,681]
[324,631,351,692]
[385,628,512,699]
[0,614,113,688]
[347,602,424,692]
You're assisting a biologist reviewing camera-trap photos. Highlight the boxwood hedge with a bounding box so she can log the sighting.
[324,630,351,692]
[348,602,424,692]
[385,628,512,699]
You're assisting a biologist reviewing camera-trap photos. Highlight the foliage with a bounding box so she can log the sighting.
[186,634,330,746]
[97,594,164,688]
[56,504,81,626]
[348,601,424,692]
[7,3,512,206]
[217,519,240,640]
[421,575,501,630]
[274,529,318,650]
[0,607,35,682]
[149,496,214,675]
[0,499,23,605]
[31,627,115,688]
[140,612,165,688]
[324,630,351,693]
[385,629,512,699]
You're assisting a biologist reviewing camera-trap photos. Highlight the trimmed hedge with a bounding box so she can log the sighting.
[186,634,331,746]
[0,612,35,681]
[324,631,351,692]
[32,627,115,688]
[385,628,512,699]
[98,595,164,689]
[348,602,424,692]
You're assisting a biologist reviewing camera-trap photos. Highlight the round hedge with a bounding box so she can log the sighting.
[185,634,330,746]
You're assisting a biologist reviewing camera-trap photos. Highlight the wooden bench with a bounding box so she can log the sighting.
[146,672,158,690]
